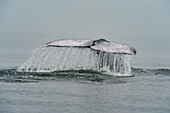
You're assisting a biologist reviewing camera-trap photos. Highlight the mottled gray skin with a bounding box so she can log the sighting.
[44,39,137,55]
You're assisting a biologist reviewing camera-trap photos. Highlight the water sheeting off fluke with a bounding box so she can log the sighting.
[17,39,136,76]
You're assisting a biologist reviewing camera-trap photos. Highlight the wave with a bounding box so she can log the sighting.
[0,67,170,83]
[1,67,170,76]
[131,67,170,76]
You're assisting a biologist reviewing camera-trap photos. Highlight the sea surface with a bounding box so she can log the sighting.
[0,36,170,113]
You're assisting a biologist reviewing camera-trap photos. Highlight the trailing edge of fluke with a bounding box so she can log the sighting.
[44,39,136,55]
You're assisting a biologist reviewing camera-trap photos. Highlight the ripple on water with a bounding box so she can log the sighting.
[0,67,170,84]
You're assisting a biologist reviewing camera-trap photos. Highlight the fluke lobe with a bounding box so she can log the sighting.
[44,39,137,55]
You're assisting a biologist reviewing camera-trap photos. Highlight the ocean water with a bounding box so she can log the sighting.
[0,36,170,113]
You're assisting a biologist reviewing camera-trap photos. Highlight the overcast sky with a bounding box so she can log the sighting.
[0,0,170,67]
[0,0,170,68]
[0,0,169,39]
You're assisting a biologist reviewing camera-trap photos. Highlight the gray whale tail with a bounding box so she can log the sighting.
[44,39,136,55]
[17,39,136,76]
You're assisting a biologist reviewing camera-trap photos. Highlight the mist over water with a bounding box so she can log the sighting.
[0,0,170,69]
[0,0,170,113]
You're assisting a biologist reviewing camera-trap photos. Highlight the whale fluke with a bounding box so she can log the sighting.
[44,39,136,55]
[17,39,136,76]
